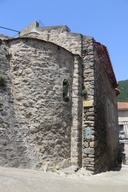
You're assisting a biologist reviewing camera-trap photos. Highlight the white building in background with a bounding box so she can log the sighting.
[118,102,128,140]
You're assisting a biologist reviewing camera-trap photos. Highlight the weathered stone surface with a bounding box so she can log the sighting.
[92,42,119,173]
[82,38,119,173]
[84,148,94,154]
[0,38,74,169]
[84,141,89,148]
[90,141,95,148]
[0,23,119,174]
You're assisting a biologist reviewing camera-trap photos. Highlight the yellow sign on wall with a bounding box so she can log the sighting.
[83,100,93,107]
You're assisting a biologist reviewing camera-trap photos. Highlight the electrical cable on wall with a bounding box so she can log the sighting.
[0,26,20,33]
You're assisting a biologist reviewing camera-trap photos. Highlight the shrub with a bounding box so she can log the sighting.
[0,75,5,85]
[82,89,87,96]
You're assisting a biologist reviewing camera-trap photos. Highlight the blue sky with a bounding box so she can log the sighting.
[0,0,128,81]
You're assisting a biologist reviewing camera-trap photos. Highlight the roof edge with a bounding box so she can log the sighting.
[95,41,118,88]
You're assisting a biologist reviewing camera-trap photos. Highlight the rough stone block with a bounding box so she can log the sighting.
[84,148,94,154]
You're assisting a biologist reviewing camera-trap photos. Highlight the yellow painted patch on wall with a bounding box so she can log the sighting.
[83,100,94,107]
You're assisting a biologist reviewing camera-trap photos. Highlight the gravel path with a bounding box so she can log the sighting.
[0,165,128,192]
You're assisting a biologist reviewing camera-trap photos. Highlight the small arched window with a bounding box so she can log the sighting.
[63,79,69,102]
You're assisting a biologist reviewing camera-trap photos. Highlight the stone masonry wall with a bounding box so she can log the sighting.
[0,23,119,173]
[71,55,82,167]
[20,25,82,55]
[19,24,119,172]
[0,39,40,168]
[27,26,84,167]
[81,38,119,173]
[82,37,95,172]
[0,37,75,169]
[93,42,119,173]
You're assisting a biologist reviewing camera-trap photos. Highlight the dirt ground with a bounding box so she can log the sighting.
[0,165,128,192]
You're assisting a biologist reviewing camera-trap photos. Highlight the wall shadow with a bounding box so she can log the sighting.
[111,142,125,172]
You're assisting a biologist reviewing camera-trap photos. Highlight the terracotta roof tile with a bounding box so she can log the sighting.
[117,102,128,110]
[95,42,118,88]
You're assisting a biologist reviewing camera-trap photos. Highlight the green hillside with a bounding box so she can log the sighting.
[117,80,128,102]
